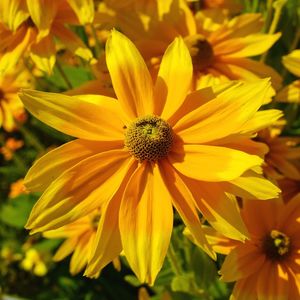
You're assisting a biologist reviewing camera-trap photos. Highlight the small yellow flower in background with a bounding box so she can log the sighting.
[20,248,48,277]
[43,209,102,277]
[96,2,282,89]
[0,67,31,131]
[219,194,300,299]
[20,31,281,284]
[255,125,300,180]
[0,138,24,161]
[9,179,29,199]
[276,49,300,103]
[1,246,22,264]
[0,0,93,74]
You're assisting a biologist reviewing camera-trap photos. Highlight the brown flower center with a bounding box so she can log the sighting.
[0,89,4,100]
[184,34,214,72]
[26,17,36,28]
[124,115,173,162]
[263,230,290,261]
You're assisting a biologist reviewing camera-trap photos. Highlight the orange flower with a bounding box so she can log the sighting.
[9,179,28,198]
[21,31,280,284]
[0,138,24,160]
[220,195,300,299]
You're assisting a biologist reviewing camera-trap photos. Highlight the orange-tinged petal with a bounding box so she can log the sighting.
[153,37,193,120]
[19,90,125,141]
[119,162,173,285]
[184,178,248,240]
[220,242,265,282]
[26,0,56,39]
[169,144,263,182]
[26,150,133,233]
[256,262,289,300]
[25,139,123,192]
[106,30,154,120]
[158,160,215,259]
[66,0,94,24]
[1,101,15,132]
[174,80,272,144]
[30,35,56,74]
[282,50,300,77]
[52,23,93,61]
[230,274,258,300]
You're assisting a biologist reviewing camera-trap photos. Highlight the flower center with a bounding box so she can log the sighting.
[124,115,173,162]
[0,89,4,100]
[263,230,290,260]
[184,34,214,72]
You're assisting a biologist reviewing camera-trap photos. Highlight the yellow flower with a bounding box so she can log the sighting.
[0,68,31,131]
[9,178,28,198]
[98,3,282,89]
[43,210,101,276]
[255,125,300,180]
[220,195,300,299]
[276,49,300,103]
[20,248,48,277]
[0,0,93,74]
[20,31,280,284]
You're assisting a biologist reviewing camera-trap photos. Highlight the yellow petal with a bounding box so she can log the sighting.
[153,37,193,120]
[220,243,265,282]
[85,181,129,277]
[174,80,272,144]
[224,171,281,200]
[169,144,263,182]
[106,30,154,120]
[19,90,125,141]
[185,179,248,240]
[30,35,56,74]
[119,162,173,285]
[256,262,289,300]
[53,236,78,261]
[0,0,29,31]
[66,0,94,24]
[52,23,93,61]
[158,160,215,259]
[26,150,133,233]
[25,139,123,192]
[26,0,57,39]
[276,80,300,103]
[282,49,300,77]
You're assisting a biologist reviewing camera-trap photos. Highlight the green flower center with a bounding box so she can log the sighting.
[184,34,214,72]
[124,115,173,162]
[263,230,290,260]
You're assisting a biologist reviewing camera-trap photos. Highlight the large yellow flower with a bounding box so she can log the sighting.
[0,0,93,74]
[20,31,280,284]
[220,195,300,299]
[96,2,282,89]
[276,49,300,103]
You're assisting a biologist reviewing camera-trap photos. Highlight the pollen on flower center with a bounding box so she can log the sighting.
[184,34,214,72]
[124,115,173,162]
[263,230,291,260]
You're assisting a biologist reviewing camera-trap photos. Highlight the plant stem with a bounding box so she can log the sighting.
[19,125,45,153]
[56,61,73,89]
[167,240,183,276]
[89,24,102,58]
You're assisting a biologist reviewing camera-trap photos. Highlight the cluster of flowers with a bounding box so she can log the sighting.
[1,0,300,298]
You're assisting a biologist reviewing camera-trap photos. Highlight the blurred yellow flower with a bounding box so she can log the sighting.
[0,68,31,131]
[97,2,282,89]
[43,210,101,276]
[20,248,48,277]
[277,49,300,103]
[220,195,300,299]
[0,0,93,74]
[21,31,280,284]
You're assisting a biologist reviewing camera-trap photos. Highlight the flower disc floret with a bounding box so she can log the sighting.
[263,229,290,260]
[124,115,173,162]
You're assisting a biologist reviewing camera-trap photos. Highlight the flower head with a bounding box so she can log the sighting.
[220,195,300,299]
[20,30,280,284]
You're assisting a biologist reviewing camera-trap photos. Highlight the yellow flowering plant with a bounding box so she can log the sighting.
[0,1,299,299]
